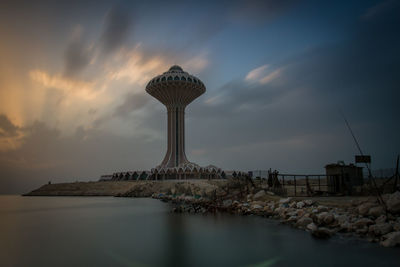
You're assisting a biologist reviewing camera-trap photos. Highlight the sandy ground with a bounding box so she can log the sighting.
[24,181,139,196]
[23,180,227,197]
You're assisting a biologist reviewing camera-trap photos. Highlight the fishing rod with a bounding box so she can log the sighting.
[340,111,386,206]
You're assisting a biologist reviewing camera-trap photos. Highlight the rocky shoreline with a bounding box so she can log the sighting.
[152,189,400,248]
[24,179,400,247]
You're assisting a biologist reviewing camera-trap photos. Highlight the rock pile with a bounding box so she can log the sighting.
[154,190,400,248]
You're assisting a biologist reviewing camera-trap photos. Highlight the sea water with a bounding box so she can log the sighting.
[0,195,399,267]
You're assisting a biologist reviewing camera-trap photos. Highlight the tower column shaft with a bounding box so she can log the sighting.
[161,106,188,168]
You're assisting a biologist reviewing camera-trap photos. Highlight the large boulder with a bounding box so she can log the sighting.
[387,191,400,214]
[356,226,369,235]
[324,213,335,225]
[296,217,313,228]
[273,206,283,215]
[357,202,375,215]
[296,209,305,218]
[202,187,216,198]
[380,231,400,247]
[253,190,266,200]
[340,221,353,232]
[263,205,275,216]
[375,215,387,224]
[368,206,385,218]
[317,206,329,212]
[306,222,317,232]
[317,212,334,225]
[251,204,263,211]
[286,215,298,224]
[286,209,298,218]
[316,212,328,224]
[304,199,314,206]
[369,223,393,236]
[337,214,349,225]
[353,218,374,228]
[312,227,334,239]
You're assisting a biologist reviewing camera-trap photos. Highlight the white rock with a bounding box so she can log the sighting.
[296,201,305,209]
[279,197,292,204]
[253,190,266,200]
[307,222,318,232]
[287,210,298,217]
[312,208,318,214]
[251,204,263,210]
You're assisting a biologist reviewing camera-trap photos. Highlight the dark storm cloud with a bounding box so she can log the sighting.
[63,37,92,78]
[99,5,134,56]
[284,1,400,120]
[228,0,298,23]
[0,114,19,137]
[184,2,400,170]
[62,3,135,77]
[113,92,150,117]
[361,0,399,20]
[0,119,163,194]
[206,0,399,120]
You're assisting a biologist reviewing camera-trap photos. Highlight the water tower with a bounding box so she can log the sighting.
[146,65,205,169]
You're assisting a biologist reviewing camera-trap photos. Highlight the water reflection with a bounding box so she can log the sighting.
[164,214,187,267]
[0,196,399,267]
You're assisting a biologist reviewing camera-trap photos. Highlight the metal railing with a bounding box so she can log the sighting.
[276,174,334,197]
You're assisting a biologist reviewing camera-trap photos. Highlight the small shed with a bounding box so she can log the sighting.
[325,161,363,194]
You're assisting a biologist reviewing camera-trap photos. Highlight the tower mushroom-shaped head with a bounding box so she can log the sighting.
[145,65,206,107]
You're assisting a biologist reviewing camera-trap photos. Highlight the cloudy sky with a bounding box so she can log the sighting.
[0,0,399,193]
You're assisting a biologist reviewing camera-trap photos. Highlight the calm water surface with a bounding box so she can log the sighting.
[0,195,399,267]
